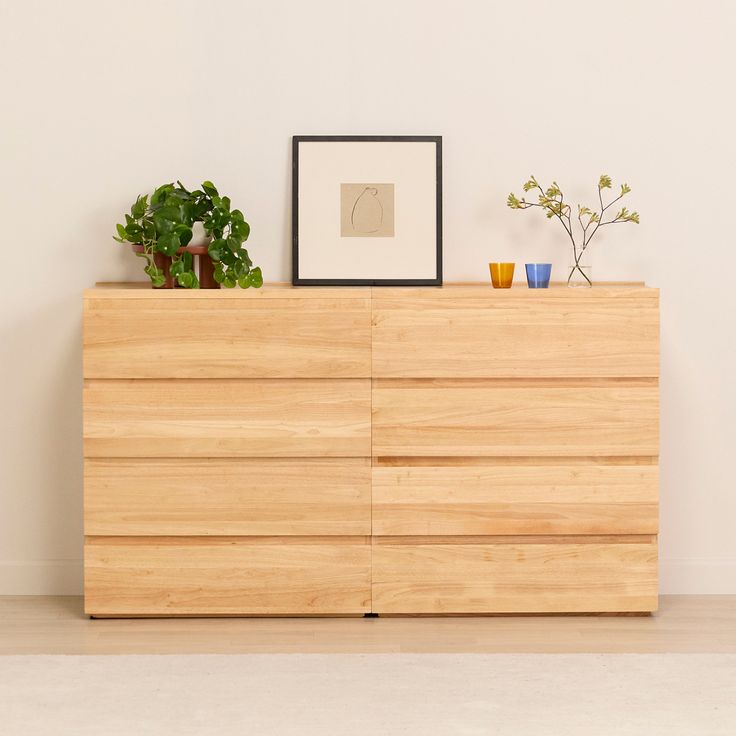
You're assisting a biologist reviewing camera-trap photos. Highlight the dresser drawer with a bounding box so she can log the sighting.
[372,537,658,613]
[84,294,371,378]
[372,382,659,457]
[372,290,659,378]
[85,458,371,535]
[85,537,371,616]
[373,463,658,535]
[84,379,371,458]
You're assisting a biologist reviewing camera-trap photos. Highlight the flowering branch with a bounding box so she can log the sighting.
[507,174,640,285]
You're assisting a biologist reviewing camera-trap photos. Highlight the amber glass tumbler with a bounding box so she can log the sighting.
[489,262,515,288]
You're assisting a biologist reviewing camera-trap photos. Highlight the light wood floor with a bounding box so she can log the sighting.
[1,596,735,654]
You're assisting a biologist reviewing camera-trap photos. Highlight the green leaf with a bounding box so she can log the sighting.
[175,224,193,247]
[232,219,250,240]
[155,205,184,224]
[182,250,193,270]
[213,264,226,283]
[168,188,190,201]
[170,259,185,277]
[151,183,174,207]
[116,223,128,240]
[231,209,244,221]
[208,238,227,261]
[210,207,228,230]
[223,275,236,288]
[125,223,143,243]
[144,263,166,287]
[192,199,210,221]
[157,232,180,256]
[220,248,236,266]
[131,195,148,219]
[202,180,219,197]
[142,219,156,239]
[227,235,241,252]
[176,270,199,288]
[248,266,263,288]
[153,213,175,235]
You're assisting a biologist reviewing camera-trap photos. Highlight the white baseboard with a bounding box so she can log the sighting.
[0,561,83,595]
[1,559,735,596]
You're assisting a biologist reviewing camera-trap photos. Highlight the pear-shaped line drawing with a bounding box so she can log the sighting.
[351,187,383,233]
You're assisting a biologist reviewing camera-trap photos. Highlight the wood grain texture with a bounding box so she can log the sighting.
[85,458,371,535]
[84,537,371,615]
[81,282,660,617]
[84,296,371,378]
[371,284,655,299]
[372,464,658,535]
[372,538,658,613]
[84,379,371,458]
[86,283,372,298]
[372,384,659,457]
[372,291,659,378]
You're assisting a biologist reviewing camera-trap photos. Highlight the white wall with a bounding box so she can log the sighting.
[1,0,734,594]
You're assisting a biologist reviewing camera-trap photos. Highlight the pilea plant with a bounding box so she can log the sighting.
[113,180,262,289]
[507,175,640,286]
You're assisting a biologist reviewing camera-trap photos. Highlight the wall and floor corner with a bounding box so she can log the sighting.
[0,0,734,596]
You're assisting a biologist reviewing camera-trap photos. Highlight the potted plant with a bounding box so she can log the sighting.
[507,175,640,287]
[113,180,262,289]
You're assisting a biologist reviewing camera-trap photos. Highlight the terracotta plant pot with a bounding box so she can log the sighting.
[132,244,220,289]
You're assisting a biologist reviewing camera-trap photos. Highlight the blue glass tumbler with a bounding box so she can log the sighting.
[525,263,552,288]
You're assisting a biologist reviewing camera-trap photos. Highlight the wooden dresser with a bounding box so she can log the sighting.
[83,283,659,616]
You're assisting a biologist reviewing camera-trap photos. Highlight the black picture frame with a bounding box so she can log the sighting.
[292,135,442,286]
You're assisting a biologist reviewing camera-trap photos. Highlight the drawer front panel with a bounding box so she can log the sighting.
[85,538,371,615]
[84,379,371,458]
[372,538,658,613]
[85,458,371,535]
[84,296,371,378]
[372,293,659,378]
[372,384,658,457]
[373,464,658,535]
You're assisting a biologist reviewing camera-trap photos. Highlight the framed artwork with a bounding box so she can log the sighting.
[292,135,442,285]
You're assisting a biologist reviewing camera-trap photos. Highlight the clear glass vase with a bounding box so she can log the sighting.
[567,252,592,288]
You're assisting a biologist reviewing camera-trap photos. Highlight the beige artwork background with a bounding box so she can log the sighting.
[340,183,395,237]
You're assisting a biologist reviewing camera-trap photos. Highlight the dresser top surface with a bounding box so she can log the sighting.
[85,282,657,299]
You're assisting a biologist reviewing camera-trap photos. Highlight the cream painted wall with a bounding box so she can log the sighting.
[1,0,734,594]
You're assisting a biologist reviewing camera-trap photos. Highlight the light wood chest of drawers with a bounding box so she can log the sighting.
[83,283,659,616]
